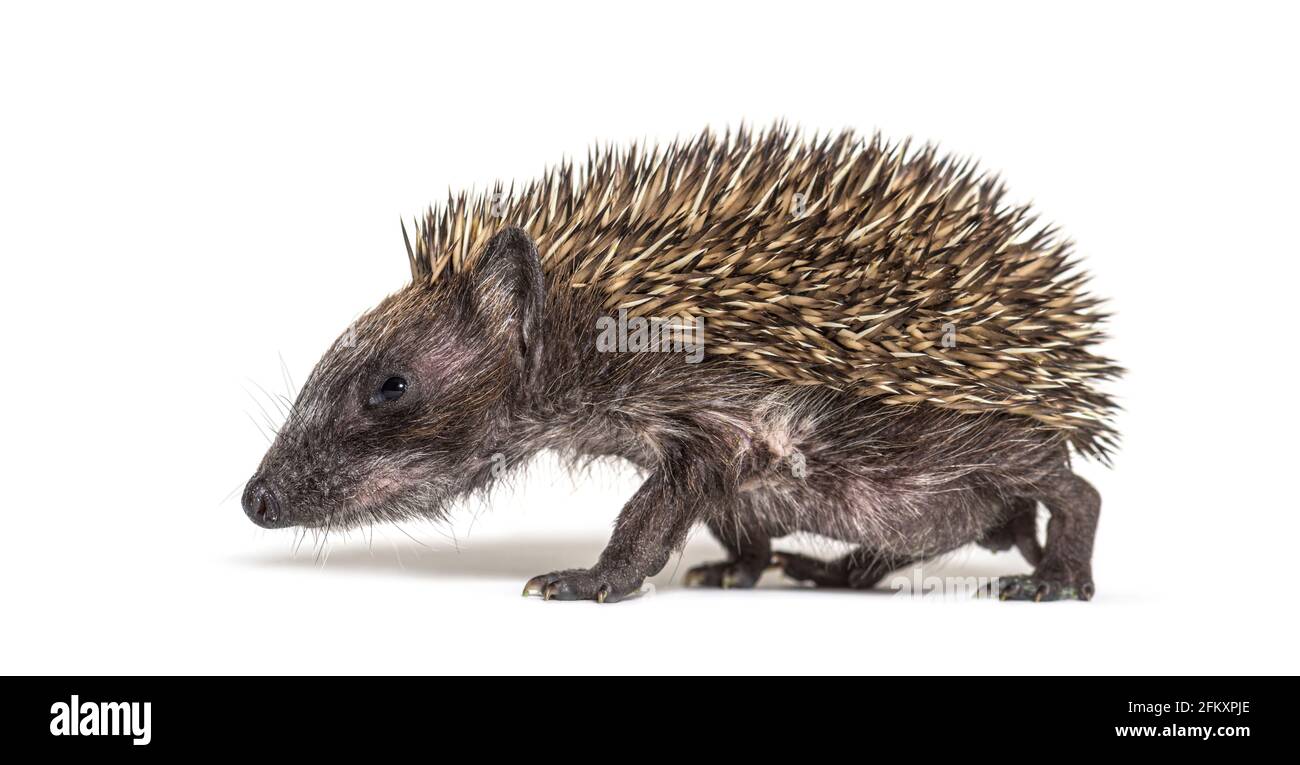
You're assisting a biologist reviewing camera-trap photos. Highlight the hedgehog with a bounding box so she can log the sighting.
[242,124,1120,603]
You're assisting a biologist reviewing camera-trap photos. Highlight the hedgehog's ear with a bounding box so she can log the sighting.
[467,226,546,381]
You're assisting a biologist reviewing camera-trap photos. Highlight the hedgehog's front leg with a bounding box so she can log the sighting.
[523,458,708,603]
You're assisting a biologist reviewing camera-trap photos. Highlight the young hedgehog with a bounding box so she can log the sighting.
[242,125,1120,603]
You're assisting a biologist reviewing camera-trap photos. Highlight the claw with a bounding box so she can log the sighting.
[685,560,764,590]
[522,569,641,603]
[993,574,1093,602]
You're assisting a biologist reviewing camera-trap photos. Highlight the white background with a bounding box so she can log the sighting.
[2,1,1297,675]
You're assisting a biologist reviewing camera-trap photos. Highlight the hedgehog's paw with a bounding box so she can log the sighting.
[992,574,1094,602]
[521,567,644,604]
[684,559,767,589]
[773,552,850,588]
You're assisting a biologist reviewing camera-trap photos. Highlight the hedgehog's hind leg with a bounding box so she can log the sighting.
[773,548,915,590]
[977,497,1043,567]
[684,513,774,589]
[996,471,1099,602]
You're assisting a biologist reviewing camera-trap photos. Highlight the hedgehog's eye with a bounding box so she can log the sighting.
[370,376,407,405]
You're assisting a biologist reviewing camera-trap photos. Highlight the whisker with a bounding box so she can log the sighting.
[242,385,280,436]
[243,411,272,444]
[251,379,289,420]
[219,480,246,506]
[278,351,297,401]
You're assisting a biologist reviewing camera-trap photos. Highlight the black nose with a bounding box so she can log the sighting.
[242,480,288,528]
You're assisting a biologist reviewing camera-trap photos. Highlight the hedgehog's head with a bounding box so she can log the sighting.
[241,227,545,530]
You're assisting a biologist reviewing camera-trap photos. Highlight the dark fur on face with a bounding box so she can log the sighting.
[243,229,542,531]
[245,224,1105,603]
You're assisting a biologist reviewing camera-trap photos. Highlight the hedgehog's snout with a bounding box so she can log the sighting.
[242,477,291,529]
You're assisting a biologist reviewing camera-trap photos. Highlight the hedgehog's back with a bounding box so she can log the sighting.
[410,125,1121,458]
